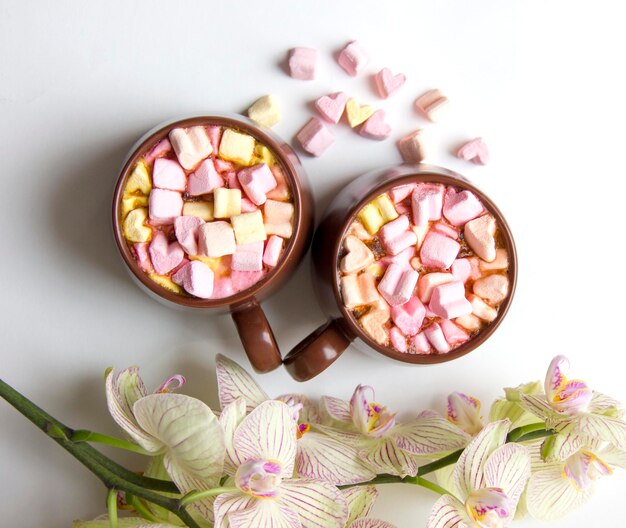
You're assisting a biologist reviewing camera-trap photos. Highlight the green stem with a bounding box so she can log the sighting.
[125,493,162,523]
[411,476,452,496]
[179,486,238,507]
[107,489,119,528]
[72,430,152,455]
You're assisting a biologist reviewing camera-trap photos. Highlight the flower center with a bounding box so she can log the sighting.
[465,487,514,528]
[296,422,310,439]
[366,402,395,435]
[235,459,283,499]
[563,450,612,491]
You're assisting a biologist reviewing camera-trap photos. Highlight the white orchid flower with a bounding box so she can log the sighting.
[427,420,531,528]
[342,486,397,528]
[447,392,484,436]
[215,354,375,485]
[489,381,544,429]
[214,399,348,528]
[319,385,471,477]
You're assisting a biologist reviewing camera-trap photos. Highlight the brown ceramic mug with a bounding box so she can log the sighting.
[283,164,517,381]
[113,114,313,373]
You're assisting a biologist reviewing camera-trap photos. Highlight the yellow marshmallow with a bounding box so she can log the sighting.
[253,143,278,166]
[373,194,398,223]
[231,210,267,245]
[190,255,229,277]
[183,201,214,221]
[213,188,242,219]
[125,161,152,195]
[345,98,374,128]
[148,272,183,294]
[123,207,152,242]
[121,195,149,219]
[357,194,399,235]
[247,95,282,128]
[218,129,256,166]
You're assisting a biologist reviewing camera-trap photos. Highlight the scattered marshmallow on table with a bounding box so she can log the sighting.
[247,95,281,128]
[457,137,490,165]
[296,118,335,156]
[359,109,392,140]
[397,129,429,163]
[288,47,318,80]
[414,89,449,122]
[315,92,348,124]
[337,41,370,76]
[345,98,374,128]
[374,68,406,99]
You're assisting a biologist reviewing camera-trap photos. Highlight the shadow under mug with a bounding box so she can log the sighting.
[112,114,313,373]
[283,164,517,381]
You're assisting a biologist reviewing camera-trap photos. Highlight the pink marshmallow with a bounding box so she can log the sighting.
[238,163,277,205]
[451,258,472,283]
[171,257,190,276]
[231,241,264,272]
[337,40,370,76]
[241,198,259,213]
[263,235,284,267]
[188,159,224,196]
[412,332,432,354]
[133,242,153,272]
[417,272,455,303]
[424,323,451,353]
[211,277,235,299]
[148,189,183,224]
[440,319,470,346]
[231,270,266,292]
[411,184,444,226]
[420,231,460,269]
[378,263,419,306]
[172,261,214,299]
[148,231,185,275]
[374,68,406,99]
[389,184,417,203]
[198,221,236,258]
[390,326,408,352]
[359,109,392,140]
[288,47,318,80]
[214,158,235,173]
[174,216,204,256]
[391,296,426,336]
[380,246,415,269]
[264,199,294,238]
[296,117,335,156]
[314,92,348,124]
[432,222,459,240]
[442,188,484,226]
[266,166,290,201]
[207,126,222,152]
[395,202,410,216]
[429,280,472,319]
[385,231,418,256]
[153,158,186,192]
[144,139,172,166]
[457,137,490,165]
[226,171,241,190]
[380,215,409,245]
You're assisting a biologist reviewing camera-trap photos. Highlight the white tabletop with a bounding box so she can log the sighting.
[1,1,625,526]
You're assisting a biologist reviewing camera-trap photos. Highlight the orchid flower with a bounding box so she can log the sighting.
[319,385,471,477]
[342,486,397,528]
[214,399,348,528]
[489,381,544,429]
[215,354,375,485]
[428,420,531,528]
[447,392,484,436]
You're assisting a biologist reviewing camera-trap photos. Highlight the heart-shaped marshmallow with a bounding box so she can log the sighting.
[464,214,497,262]
[359,109,392,140]
[340,235,375,274]
[442,187,484,226]
[457,137,490,165]
[314,92,348,124]
[174,216,204,256]
[169,126,213,170]
[375,68,406,99]
[149,231,185,275]
[188,159,224,196]
[359,309,390,345]
[152,158,186,191]
[345,98,374,128]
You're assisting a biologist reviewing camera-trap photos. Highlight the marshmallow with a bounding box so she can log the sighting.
[420,231,460,269]
[367,261,385,279]
[411,183,444,226]
[133,242,153,272]
[172,261,214,299]
[412,225,429,249]
[390,326,408,352]
[337,41,370,76]
[379,216,418,255]
[345,98,374,128]
[296,118,335,156]
[314,92,348,124]
[479,249,508,271]
[457,137,489,165]
[410,257,423,272]
[412,332,432,354]
[211,277,235,299]
[207,126,222,152]
[148,189,183,224]
[473,274,509,305]
[174,216,204,256]
[440,319,470,346]
[375,68,406,99]
[359,309,390,345]
[238,164,277,205]
[241,198,259,213]
[415,89,449,122]
[247,95,281,128]
[226,171,241,190]
[182,201,214,222]
[451,258,472,283]
[391,296,426,336]
[468,294,498,322]
[231,241,264,272]
[188,159,224,196]
[381,246,415,269]
[121,195,148,219]
[144,139,172,166]
[340,235,375,274]
[169,127,212,170]
[358,194,399,234]
[123,207,152,243]
[464,214,497,262]
[442,188,484,226]
[287,47,317,80]
[218,129,256,166]
[347,221,373,241]
[231,210,267,245]
[149,232,185,275]
[153,158,186,192]
[455,314,482,332]
[214,158,234,173]
[148,272,183,294]
[359,109,392,140]
[341,271,380,308]
[266,166,290,201]
[424,323,451,353]
[433,222,459,239]
[397,129,429,164]
[232,270,266,292]
[198,221,236,258]
[263,235,284,267]
[390,184,417,203]
[213,188,242,219]
[429,280,472,319]
[378,263,419,306]
[417,272,455,303]
[253,143,277,166]
[125,161,152,195]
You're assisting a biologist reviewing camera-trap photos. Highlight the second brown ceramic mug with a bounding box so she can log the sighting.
[283,164,517,381]
[113,114,313,373]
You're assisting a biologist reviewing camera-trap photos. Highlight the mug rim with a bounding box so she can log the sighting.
[329,165,518,365]
[112,114,307,309]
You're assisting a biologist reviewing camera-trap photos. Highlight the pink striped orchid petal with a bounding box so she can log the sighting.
[427,494,472,528]
[154,374,186,394]
[545,355,568,402]
[517,393,562,423]
[105,368,162,453]
[219,397,248,474]
[343,486,379,526]
[313,424,362,445]
[554,412,626,449]
[454,420,511,499]
[544,356,592,414]
[214,491,255,528]
[296,431,376,485]
[216,354,268,412]
[278,479,349,528]
[349,385,396,437]
[351,519,397,528]
[320,396,353,425]
[588,391,623,415]
[278,394,322,425]
[394,410,471,455]
[526,466,594,520]
[540,424,585,463]
[465,487,515,528]
[229,500,301,528]
[447,392,484,436]
[361,436,418,477]
[563,450,612,491]
[233,400,297,475]
[599,445,626,468]
[483,444,531,505]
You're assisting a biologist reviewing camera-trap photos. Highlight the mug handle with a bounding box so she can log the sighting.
[283,319,354,382]
[231,302,282,373]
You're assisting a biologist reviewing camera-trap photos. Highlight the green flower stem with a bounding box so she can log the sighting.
[71,430,152,455]
[107,489,119,528]
[179,486,239,507]
[410,476,452,496]
[125,493,162,523]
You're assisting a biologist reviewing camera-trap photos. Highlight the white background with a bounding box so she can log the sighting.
[1,1,625,526]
